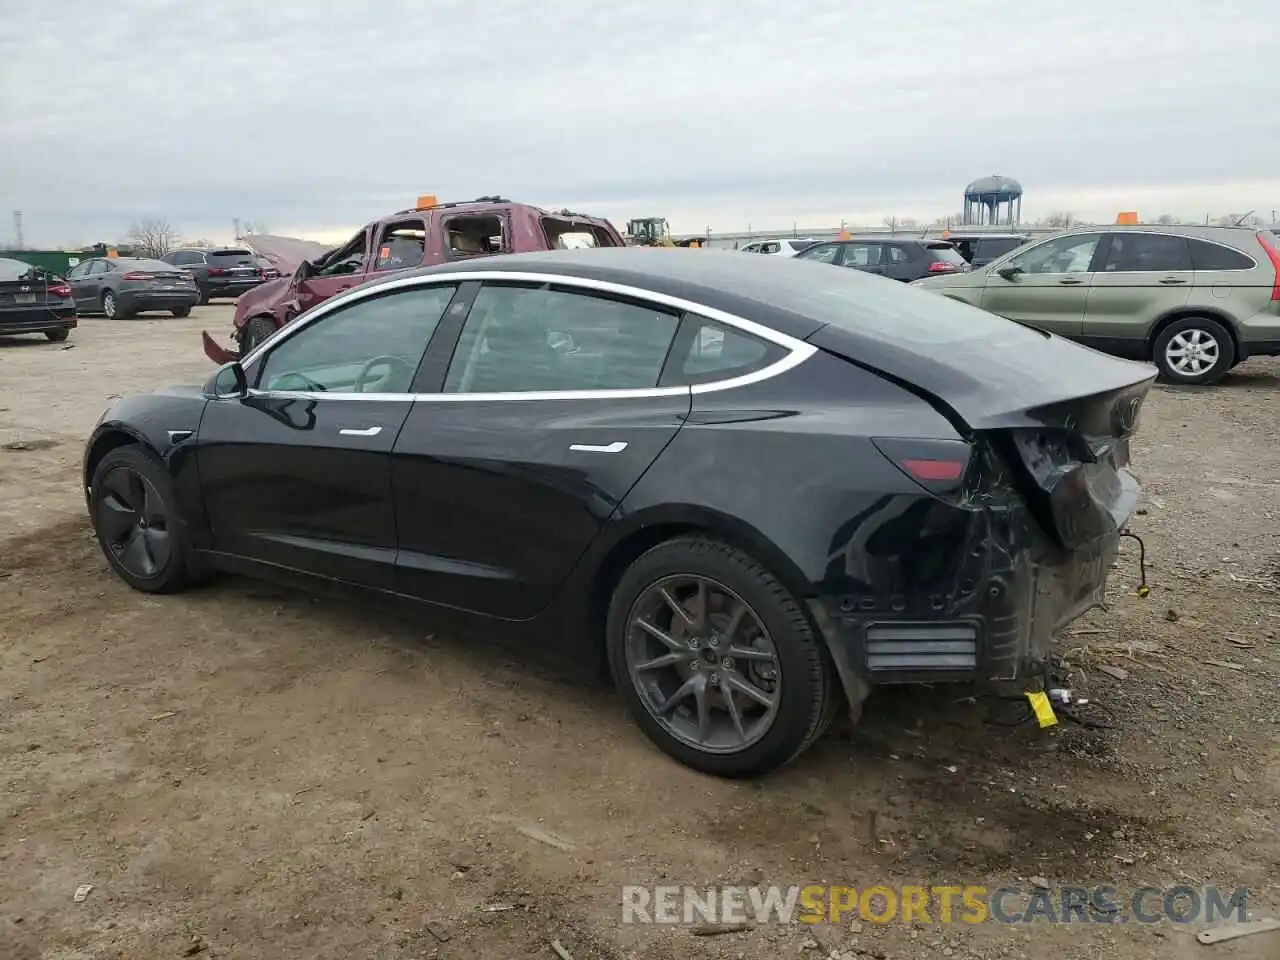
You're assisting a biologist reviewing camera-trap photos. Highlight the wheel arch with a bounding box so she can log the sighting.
[83,426,151,493]
[1147,308,1241,362]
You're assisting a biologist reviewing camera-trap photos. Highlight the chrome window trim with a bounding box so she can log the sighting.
[243,269,818,404]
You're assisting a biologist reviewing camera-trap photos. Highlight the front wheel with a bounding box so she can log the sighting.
[239,315,278,353]
[1153,317,1234,385]
[45,328,69,342]
[171,306,191,318]
[90,445,193,594]
[606,536,838,778]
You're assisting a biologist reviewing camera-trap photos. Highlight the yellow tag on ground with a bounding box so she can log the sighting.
[1026,691,1058,728]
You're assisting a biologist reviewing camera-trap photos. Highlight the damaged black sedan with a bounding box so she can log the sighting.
[82,249,1154,777]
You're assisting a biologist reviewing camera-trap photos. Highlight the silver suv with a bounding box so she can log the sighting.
[912,225,1280,384]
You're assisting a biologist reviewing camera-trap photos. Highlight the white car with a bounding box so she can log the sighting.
[740,238,816,257]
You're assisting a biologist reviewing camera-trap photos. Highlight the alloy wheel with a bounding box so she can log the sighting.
[103,292,117,319]
[624,574,781,754]
[95,466,171,579]
[1164,328,1219,378]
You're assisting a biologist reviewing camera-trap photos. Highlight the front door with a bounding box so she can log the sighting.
[294,228,372,314]
[1082,232,1193,352]
[980,232,1105,338]
[196,281,460,589]
[391,281,690,619]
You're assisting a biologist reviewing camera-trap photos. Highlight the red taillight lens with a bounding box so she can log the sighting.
[1255,231,1280,301]
[928,261,957,273]
[207,267,229,276]
[873,437,971,496]
[121,271,152,280]
[48,284,71,298]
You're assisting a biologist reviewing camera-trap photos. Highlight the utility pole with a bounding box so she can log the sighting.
[13,210,23,249]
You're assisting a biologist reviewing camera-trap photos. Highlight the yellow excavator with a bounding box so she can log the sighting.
[626,217,675,247]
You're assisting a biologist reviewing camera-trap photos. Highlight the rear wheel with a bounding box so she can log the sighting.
[90,445,193,593]
[1153,316,1234,385]
[45,329,69,342]
[171,306,191,318]
[197,285,211,305]
[102,290,131,320]
[606,536,837,778]
[239,315,277,353]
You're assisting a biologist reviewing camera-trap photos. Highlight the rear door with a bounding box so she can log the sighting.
[882,243,918,281]
[1083,232,1192,351]
[196,282,459,589]
[980,232,1105,338]
[836,242,886,276]
[390,280,690,618]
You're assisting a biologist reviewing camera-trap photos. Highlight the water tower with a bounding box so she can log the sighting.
[963,175,1022,226]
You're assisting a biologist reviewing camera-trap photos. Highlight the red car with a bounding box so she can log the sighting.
[202,197,625,361]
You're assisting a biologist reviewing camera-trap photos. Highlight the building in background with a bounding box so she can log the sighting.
[963,175,1023,226]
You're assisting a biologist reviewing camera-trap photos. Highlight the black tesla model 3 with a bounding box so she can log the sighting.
[83,248,1155,777]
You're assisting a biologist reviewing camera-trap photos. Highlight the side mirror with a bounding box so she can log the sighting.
[205,361,248,399]
[996,265,1023,281]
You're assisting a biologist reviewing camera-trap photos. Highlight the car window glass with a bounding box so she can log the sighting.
[1008,233,1101,274]
[661,317,782,386]
[799,244,840,264]
[761,242,780,254]
[317,233,367,277]
[89,261,108,275]
[975,237,1024,259]
[65,262,88,279]
[1189,239,1255,271]
[374,230,426,271]
[443,284,680,394]
[886,245,912,264]
[257,284,456,394]
[841,243,882,268]
[1102,233,1190,272]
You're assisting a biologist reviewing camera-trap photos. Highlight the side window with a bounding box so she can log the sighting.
[886,245,913,264]
[256,284,456,394]
[1189,239,1255,271]
[316,233,368,277]
[800,244,840,264]
[840,243,882,268]
[373,220,427,271]
[66,262,89,279]
[661,316,784,386]
[89,261,109,275]
[443,284,679,394]
[1102,233,1189,272]
[1008,233,1102,274]
[760,242,781,255]
[444,214,506,256]
[175,251,203,266]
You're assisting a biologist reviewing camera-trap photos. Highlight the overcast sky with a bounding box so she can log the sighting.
[2,0,1278,247]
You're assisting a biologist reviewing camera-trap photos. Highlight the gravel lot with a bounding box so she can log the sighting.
[2,312,1279,960]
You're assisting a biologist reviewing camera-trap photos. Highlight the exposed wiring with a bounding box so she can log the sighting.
[1120,529,1150,597]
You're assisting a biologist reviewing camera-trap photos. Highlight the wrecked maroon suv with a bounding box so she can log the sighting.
[202,197,625,362]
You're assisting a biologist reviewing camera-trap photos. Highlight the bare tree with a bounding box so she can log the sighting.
[125,219,180,258]
[242,220,269,236]
[882,215,899,233]
[1041,211,1074,228]
[1155,214,1179,225]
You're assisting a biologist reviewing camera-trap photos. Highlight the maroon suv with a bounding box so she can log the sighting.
[202,197,625,361]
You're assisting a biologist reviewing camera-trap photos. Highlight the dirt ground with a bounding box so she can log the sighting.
[2,312,1279,960]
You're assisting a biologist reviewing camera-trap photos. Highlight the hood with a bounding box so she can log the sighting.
[238,234,333,273]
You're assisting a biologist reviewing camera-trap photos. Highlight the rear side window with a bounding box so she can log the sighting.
[661,317,784,386]
[974,237,1024,259]
[1189,239,1255,271]
[1102,233,1190,272]
[798,244,840,264]
[926,244,967,266]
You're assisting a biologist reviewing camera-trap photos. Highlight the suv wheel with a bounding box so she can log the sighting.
[1153,316,1234,385]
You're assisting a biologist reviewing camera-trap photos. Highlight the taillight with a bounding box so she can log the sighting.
[207,267,229,276]
[48,283,71,298]
[928,261,957,273]
[121,271,152,280]
[873,437,971,496]
[1255,231,1280,301]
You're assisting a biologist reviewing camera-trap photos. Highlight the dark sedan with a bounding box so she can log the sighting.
[83,249,1154,777]
[0,257,76,341]
[796,236,969,281]
[65,257,200,319]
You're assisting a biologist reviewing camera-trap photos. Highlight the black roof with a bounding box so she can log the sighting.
[397,247,904,340]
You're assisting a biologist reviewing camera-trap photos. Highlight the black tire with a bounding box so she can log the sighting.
[240,315,277,353]
[45,328,69,342]
[606,536,838,778]
[197,285,211,306]
[1152,316,1234,385]
[171,306,191,318]
[101,290,132,320]
[90,445,193,594]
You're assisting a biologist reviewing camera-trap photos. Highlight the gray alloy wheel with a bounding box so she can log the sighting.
[102,290,118,319]
[95,463,173,580]
[624,574,783,754]
[1153,316,1234,385]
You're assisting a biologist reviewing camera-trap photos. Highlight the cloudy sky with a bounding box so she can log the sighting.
[2,0,1278,247]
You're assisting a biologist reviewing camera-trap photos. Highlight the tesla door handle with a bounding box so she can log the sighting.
[339,426,382,437]
[1058,278,1084,285]
[1159,277,1187,284]
[569,441,628,453]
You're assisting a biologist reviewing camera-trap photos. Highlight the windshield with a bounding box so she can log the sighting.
[0,258,42,281]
